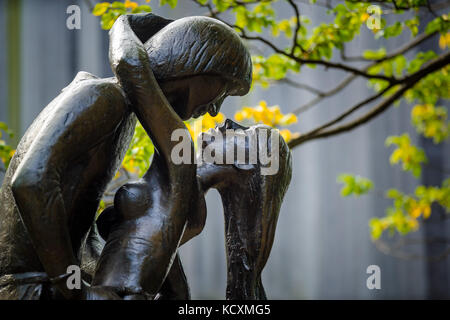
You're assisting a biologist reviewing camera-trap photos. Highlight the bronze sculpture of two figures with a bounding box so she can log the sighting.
[0,13,292,300]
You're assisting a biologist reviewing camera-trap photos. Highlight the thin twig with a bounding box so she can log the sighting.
[342,31,438,62]
[276,78,327,96]
[237,25,400,83]
[287,0,305,54]
[292,74,357,114]
[288,51,450,148]
[193,0,399,83]
[292,31,438,114]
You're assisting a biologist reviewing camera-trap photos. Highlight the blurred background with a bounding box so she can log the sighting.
[0,0,449,299]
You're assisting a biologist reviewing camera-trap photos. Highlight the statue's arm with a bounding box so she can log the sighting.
[154,253,190,300]
[10,78,127,299]
[109,15,195,175]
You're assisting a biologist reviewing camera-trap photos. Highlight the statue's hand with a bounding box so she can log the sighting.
[108,14,155,102]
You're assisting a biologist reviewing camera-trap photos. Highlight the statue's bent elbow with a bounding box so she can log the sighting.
[11,168,44,208]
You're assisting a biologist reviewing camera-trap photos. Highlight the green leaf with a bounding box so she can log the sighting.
[425,16,450,35]
[133,5,152,13]
[160,0,177,9]
[393,55,407,77]
[100,11,116,30]
[407,51,438,74]
[0,122,15,169]
[385,133,427,178]
[405,16,419,37]
[213,0,231,12]
[92,2,110,16]
[383,21,403,39]
[111,2,125,10]
[363,48,386,60]
[337,174,373,197]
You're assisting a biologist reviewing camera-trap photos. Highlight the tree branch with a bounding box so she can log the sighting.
[236,26,400,83]
[289,31,438,114]
[274,78,327,95]
[346,0,450,12]
[288,51,450,148]
[342,31,438,62]
[287,0,305,54]
[294,31,438,114]
[299,83,394,138]
[189,0,449,150]
[191,0,400,83]
[292,74,358,114]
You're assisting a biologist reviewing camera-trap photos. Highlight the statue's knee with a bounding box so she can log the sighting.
[114,182,150,220]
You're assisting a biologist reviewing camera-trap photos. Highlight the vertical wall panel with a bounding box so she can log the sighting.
[0,0,8,123]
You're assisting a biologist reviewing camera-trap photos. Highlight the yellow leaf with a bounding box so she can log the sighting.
[411,104,425,117]
[235,112,244,121]
[390,149,403,164]
[408,218,419,231]
[425,126,436,137]
[279,129,300,143]
[410,207,421,218]
[280,129,292,142]
[439,34,447,49]
[423,205,431,219]
[213,112,225,124]
[361,13,370,23]
[439,33,450,50]
[259,100,268,109]
[125,0,139,9]
[281,113,298,126]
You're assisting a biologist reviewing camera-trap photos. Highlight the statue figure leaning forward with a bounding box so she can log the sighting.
[0,13,292,300]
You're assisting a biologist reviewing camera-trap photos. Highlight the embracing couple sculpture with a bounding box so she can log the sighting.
[0,13,292,300]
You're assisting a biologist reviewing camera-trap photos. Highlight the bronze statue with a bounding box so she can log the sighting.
[197,120,292,299]
[81,119,292,300]
[0,13,251,300]
[0,12,291,300]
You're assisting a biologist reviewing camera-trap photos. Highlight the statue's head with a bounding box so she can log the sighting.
[197,119,292,299]
[144,17,252,120]
[197,119,292,202]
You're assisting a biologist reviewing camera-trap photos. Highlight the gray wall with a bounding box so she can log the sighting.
[0,0,7,124]
[0,0,448,299]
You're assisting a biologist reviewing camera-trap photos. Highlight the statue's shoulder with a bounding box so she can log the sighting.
[62,71,127,103]
[63,71,120,90]
[62,71,99,90]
